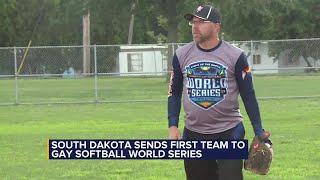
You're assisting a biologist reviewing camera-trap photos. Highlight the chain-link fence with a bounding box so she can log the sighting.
[0,38,319,105]
[232,38,320,74]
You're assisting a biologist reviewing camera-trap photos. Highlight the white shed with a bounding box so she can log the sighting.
[233,42,279,74]
[249,42,278,74]
[118,45,167,76]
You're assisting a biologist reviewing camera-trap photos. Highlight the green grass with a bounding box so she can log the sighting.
[0,75,320,179]
[0,100,319,179]
[253,75,320,97]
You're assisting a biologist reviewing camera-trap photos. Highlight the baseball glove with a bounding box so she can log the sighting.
[244,132,273,175]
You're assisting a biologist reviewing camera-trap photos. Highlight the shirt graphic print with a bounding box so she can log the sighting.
[185,61,228,109]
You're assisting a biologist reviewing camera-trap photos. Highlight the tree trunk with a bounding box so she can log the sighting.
[302,52,312,67]
[302,52,315,72]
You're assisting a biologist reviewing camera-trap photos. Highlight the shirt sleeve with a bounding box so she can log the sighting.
[167,53,183,128]
[235,53,264,136]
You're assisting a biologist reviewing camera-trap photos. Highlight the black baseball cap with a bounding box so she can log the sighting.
[184,5,221,24]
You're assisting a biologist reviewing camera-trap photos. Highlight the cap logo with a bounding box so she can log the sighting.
[196,6,203,12]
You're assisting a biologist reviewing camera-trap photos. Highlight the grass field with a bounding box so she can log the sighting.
[0,75,320,179]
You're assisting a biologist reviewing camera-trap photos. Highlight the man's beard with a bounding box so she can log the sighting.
[194,33,211,44]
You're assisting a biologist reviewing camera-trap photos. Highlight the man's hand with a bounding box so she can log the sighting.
[258,131,272,145]
[259,131,271,140]
[169,126,181,139]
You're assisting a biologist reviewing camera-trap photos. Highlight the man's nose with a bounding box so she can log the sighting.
[192,25,199,32]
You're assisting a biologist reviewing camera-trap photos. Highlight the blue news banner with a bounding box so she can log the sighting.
[48,140,248,160]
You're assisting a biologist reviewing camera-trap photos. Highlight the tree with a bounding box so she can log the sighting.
[266,1,320,70]
[0,0,319,46]
[267,39,320,71]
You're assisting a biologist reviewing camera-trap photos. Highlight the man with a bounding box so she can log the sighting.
[167,4,270,180]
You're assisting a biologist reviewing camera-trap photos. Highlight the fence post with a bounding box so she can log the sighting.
[153,47,157,76]
[94,45,98,102]
[14,47,19,104]
[250,40,254,72]
[166,43,174,82]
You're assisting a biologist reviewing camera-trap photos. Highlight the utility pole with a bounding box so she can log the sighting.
[128,0,137,44]
[166,0,178,81]
[83,10,91,74]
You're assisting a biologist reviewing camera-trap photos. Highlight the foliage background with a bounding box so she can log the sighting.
[0,0,319,47]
